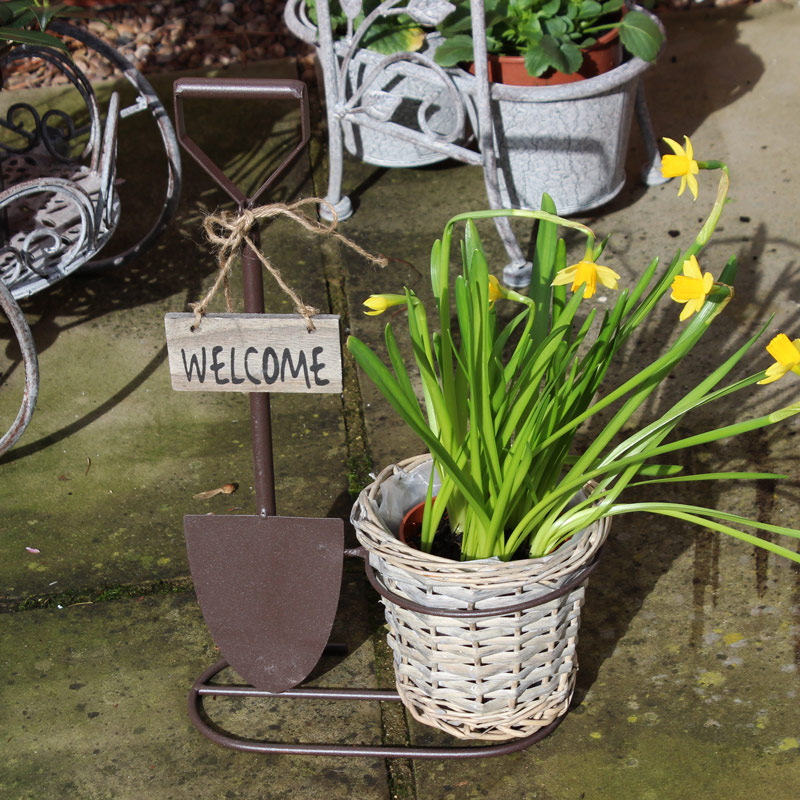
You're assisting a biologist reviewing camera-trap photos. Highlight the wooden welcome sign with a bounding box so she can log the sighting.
[165,312,342,393]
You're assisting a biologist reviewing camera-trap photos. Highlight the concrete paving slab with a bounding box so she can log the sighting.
[1,60,350,599]
[401,527,799,799]
[0,576,388,800]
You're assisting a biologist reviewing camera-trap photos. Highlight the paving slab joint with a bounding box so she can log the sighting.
[0,576,195,614]
[307,80,418,796]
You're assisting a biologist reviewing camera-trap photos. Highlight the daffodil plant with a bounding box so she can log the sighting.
[348,136,800,563]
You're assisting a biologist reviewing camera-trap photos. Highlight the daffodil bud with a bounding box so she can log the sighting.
[362,294,407,316]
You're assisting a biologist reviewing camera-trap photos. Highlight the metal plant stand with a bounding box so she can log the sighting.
[173,77,591,758]
[0,278,37,457]
[0,23,182,449]
[284,0,667,286]
[0,21,182,299]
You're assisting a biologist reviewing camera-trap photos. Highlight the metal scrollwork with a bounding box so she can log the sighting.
[0,39,120,300]
[316,0,471,169]
[0,103,41,154]
[0,179,98,298]
[0,277,39,456]
[0,43,102,167]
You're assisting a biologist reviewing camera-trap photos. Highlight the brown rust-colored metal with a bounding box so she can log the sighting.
[241,226,276,517]
[173,77,310,517]
[185,514,344,694]
[173,77,310,208]
[177,79,343,695]
[188,658,566,758]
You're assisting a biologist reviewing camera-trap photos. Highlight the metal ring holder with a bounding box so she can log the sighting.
[173,78,597,757]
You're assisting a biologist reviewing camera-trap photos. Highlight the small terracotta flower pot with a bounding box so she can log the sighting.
[398,498,432,549]
[470,27,622,87]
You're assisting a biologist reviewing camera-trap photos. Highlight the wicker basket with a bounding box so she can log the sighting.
[352,455,611,741]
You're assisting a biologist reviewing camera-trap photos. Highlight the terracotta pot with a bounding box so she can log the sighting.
[469,26,622,86]
[397,498,430,547]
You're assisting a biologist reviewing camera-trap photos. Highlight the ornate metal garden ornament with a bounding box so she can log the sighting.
[284,0,667,286]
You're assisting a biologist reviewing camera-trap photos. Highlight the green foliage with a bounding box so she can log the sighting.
[0,1,92,53]
[434,0,664,77]
[304,0,426,55]
[348,163,800,564]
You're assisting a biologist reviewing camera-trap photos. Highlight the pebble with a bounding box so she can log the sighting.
[3,0,314,91]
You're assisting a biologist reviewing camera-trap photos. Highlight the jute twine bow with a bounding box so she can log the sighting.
[190,197,388,331]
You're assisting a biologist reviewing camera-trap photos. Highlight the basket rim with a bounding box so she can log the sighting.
[352,454,611,586]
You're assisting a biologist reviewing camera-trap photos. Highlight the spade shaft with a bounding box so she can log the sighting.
[173,77,311,518]
[241,226,276,517]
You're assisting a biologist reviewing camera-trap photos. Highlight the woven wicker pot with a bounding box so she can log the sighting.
[352,455,610,741]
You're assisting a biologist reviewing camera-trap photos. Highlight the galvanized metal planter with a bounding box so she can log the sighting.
[352,455,610,741]
[338,40,465,168]
[453,56,655,216]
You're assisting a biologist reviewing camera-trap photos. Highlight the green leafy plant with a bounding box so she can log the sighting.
[434,0,664,78]
[348,136,800,563]
[304,0,427,55]
[0,1,91,54]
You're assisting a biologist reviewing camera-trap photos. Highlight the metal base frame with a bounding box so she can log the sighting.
[187,546,601,758]
[188,656,565,758]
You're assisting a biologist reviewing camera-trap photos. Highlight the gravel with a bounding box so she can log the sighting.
[4,1,317,91]
[3,0,760,91]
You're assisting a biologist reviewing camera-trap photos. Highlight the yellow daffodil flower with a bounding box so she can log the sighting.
[488,274,504,305]
[362,294,407,316]
[670,256,714,321]
[662,136,700,200]
[757,333,800,385]
[551,260,620,300]
[487,274,534,308]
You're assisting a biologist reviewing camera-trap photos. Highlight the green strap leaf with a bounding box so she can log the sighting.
[0,26,69,51]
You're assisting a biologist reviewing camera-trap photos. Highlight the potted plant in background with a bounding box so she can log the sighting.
[0,1,89,54]
[433,0,664,84]
[437,0,667,230]
[285,0,668,283]
[347,139,800,741]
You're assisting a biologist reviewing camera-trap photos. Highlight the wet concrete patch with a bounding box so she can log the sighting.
[0,584,388,800]
[0,61,349,598]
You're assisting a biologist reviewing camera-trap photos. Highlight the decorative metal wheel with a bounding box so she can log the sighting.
[47,21,182,274]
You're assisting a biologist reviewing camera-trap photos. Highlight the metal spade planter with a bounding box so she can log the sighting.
[173,77,345,694]
[172,78,587,758]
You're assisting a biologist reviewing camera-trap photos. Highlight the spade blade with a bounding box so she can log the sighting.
[185,514,344,693]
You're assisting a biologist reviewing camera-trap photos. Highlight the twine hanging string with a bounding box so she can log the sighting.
[191,197,388,331]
